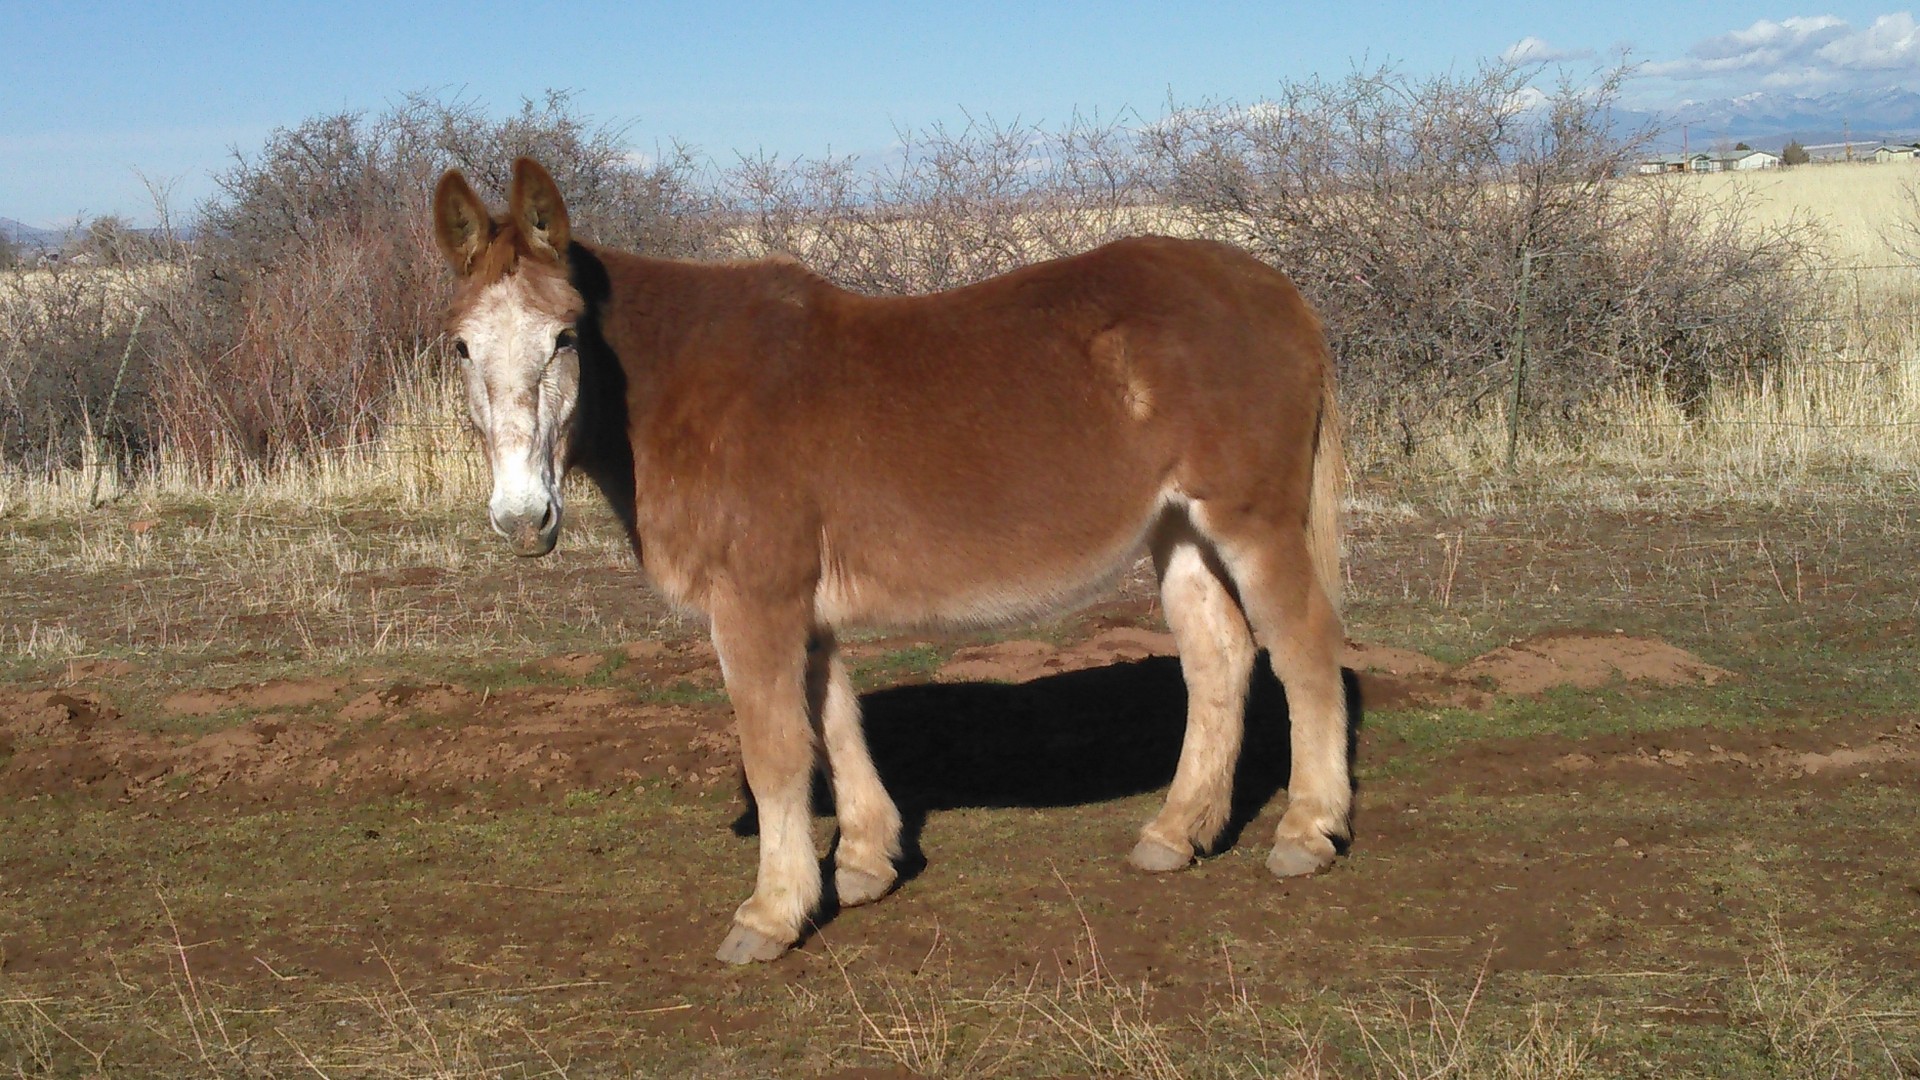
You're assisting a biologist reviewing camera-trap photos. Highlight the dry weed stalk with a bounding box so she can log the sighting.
[1738,921,1914,1079]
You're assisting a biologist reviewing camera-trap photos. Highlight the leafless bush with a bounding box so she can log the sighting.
[1145,61,1820,452]
[18,70,1831,474]
[721,111,1157,294]
[68,215,167,268]
[146,91,717,465]
[0,261,150,467]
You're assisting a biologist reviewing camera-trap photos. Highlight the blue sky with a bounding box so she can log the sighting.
[4,2,1919,227]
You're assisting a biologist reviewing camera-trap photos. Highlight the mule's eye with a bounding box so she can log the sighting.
[453,339,470,361]
[555,328,577,352]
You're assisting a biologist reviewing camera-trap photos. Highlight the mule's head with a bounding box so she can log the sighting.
[434,158,585,557]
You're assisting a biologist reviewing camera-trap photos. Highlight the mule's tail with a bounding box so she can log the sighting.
[1307,367,1346,615]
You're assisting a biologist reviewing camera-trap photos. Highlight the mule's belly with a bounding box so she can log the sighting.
[813,483,1177,631]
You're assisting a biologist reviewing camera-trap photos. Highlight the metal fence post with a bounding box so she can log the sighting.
[88,307,146,509]
[1506,249,1533,469]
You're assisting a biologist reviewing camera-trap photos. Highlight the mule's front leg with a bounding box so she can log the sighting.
[711,603,821,964]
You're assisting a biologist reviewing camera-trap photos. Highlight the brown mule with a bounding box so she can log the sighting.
[433,157,1351,964]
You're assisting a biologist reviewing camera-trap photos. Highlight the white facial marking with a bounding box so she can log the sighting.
[452,275,581,553]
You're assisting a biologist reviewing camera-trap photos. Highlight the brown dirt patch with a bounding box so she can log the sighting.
[59,658,134,683]
[0,629,1743,806]
[1353,631,1732,710]
[160,677,349,717]
[937,629,1732,713]
[0,644,740,803]
[1454,631,1733,696]
[936,627,1177,683]
[522,651,610,679]
[1416,715,1920,806]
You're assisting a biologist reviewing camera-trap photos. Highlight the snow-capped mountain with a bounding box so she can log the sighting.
[1627,86,1920,151]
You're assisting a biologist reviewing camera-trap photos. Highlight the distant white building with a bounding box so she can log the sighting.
[1719,149,1781,170]
[1634,149,1780,174]
[1873,143,1919,163]
[1804,140,1881,163]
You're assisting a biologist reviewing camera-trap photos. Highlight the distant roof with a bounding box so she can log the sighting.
[1639,149,1777,165]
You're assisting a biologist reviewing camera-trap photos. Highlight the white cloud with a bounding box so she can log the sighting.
[1641,12,1920,87]
[1501,36,1594,65]
[1817,12,1920,70]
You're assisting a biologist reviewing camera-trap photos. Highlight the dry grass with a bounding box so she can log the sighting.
[1680,161,1919,268]
[1734,922,1918,1080]
[1388,340,1920,489]
[805,921,1912,1079]
[0,360,484,520]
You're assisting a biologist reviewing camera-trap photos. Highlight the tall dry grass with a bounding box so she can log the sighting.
[1683,160,1920,268]
[0,353,481,520]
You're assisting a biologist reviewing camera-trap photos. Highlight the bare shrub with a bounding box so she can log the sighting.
[68,214,166,268]
[146,91,717,466]
[0,261,151,468]
[721,111,1158,294]
[1144,61,1820,453]
[22,69,1834,476]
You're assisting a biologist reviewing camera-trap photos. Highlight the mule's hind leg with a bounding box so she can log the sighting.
[710,599,822,964]
[807,635,903,906]
[1204,517,1350,877]
[1130,519,1257,873]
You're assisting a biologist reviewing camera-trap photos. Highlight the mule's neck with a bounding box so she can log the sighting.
[567,241,726,387]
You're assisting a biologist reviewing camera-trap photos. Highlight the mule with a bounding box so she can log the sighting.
[432,157,1351,964]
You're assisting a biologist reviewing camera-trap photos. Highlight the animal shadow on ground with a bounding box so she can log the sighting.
[733,656,1367,921]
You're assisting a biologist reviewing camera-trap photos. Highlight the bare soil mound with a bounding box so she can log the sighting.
[0,642,741,804]
[938,629,1732,711]
[936,628,1176,683]
[1454,632,1733,696]
[161,677,349,717]
[0,630,1737,804]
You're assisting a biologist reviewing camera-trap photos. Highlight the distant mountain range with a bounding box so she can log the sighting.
[0,217,74,250]
[1627,85,1920,153]
[1,217,192,253]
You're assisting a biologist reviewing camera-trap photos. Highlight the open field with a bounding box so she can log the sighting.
[3,151,1920,1074]
[2,465,1917,1076]
[1683,160,1920,268]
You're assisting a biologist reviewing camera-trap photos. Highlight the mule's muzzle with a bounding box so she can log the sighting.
[494,504,560,558]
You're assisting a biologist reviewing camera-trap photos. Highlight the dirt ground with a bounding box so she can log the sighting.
[1,483,1916,1076]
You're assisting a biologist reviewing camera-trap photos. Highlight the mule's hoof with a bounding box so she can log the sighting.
[1266,835,1338,878]
[715,924,792,965]
[1128,837,1193,873]
[836,866,896,907]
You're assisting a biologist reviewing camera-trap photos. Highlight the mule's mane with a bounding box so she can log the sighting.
[443,216,582,332]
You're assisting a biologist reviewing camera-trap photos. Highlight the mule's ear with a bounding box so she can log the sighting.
[433,170,493,275]
[509,157,571,260]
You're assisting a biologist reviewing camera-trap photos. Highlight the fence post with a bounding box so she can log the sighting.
[1506,249,1533,470]
[88,307,146,509]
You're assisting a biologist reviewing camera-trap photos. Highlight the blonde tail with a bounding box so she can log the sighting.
[1307,371,1346,615]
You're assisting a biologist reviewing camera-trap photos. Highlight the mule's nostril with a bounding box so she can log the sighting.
[538,505,556,532]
